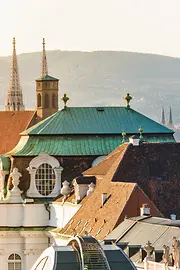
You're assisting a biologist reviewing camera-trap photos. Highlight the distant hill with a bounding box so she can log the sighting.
[1,50,180,124]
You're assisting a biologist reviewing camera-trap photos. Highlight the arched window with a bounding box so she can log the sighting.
[37,93,41,107]
[12,102,15,111]
[8,253,21,270]
[27,153,63,198]
[17,101,20,111]
[35,163,56,196]
[44,94,49,108]
[52,93,56,108]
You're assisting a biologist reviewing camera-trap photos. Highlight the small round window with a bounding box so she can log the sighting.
[35,163,56,196]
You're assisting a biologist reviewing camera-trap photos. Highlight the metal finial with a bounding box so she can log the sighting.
[122,130,126,143]
[124,93,132,108]
[61,93,69,108]
[139,125,143,140]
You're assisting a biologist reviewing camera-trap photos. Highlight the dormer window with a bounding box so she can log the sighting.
[27,153,63,198]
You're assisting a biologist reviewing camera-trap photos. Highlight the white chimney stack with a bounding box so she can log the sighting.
[102,193,107,206]
[129,135,140,146]
[140,204,150,216]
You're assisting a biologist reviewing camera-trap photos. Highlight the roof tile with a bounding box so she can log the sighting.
[0,111,35,154]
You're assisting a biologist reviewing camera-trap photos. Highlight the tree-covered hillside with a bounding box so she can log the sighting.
[1,50,180,123]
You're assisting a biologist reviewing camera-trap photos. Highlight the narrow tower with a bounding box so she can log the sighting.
[36,38,59,120]
[5,38,25,111]
[41,38,48,77]
[167,107,174,129]
[160,107,165,125]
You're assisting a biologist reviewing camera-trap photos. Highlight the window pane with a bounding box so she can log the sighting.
[35,163,56,196]
[8,254,21,270]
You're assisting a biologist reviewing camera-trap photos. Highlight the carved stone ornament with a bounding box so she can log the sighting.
[10,168,22,190]
[61,180,71,197]
[24,248,44,256]
[162,245,170,265]
[172,237,180,268]
[144,241,154,262]
[87,182,95,196]
[6,168,23,203]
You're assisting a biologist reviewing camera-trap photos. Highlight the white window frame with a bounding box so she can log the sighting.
[27,152,63,198]
[8,253,21,270]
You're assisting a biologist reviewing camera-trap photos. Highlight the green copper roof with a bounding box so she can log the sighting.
[22,107,174,136]
[36,74,59,81]
[0,156,10,171]
[9,135,175,156]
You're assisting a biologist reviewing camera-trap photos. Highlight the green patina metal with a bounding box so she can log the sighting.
[10,135,175,157]
[21,107,174,136]
[36,74,58,81]
[0,156,10,171]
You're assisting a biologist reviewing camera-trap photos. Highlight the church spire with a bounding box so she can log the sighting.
[168,106,173,128]
[41,38,48,77]
[160,107,165,125]
[5,37,25,111]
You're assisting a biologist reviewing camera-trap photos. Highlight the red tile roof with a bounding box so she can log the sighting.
[58,143,162,240]
[0,111,35,154]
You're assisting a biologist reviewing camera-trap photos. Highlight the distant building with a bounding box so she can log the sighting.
[160,106,174,129]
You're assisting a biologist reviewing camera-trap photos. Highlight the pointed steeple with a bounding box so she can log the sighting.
[41,38,48,77]
[160,107,165,125]
[168,106,173,128]
[5,38,25,111]
[36,38,59,120]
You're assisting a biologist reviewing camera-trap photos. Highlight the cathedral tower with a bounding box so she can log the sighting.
[36,38,59,120]
[160,107,165,125]
[5,38,25,111]
[167,106,174,129]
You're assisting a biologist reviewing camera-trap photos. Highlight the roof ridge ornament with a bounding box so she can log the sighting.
[61,93,69,108]
[139,125,143,140]
[124,93,132,108]
[121,130,126,143]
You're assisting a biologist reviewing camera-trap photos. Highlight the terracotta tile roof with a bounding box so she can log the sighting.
[83,143,130,176]
[0,111,35,154]
[58,143,162,240]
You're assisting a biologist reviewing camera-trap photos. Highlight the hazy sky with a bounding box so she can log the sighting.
[1,0,180,57]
